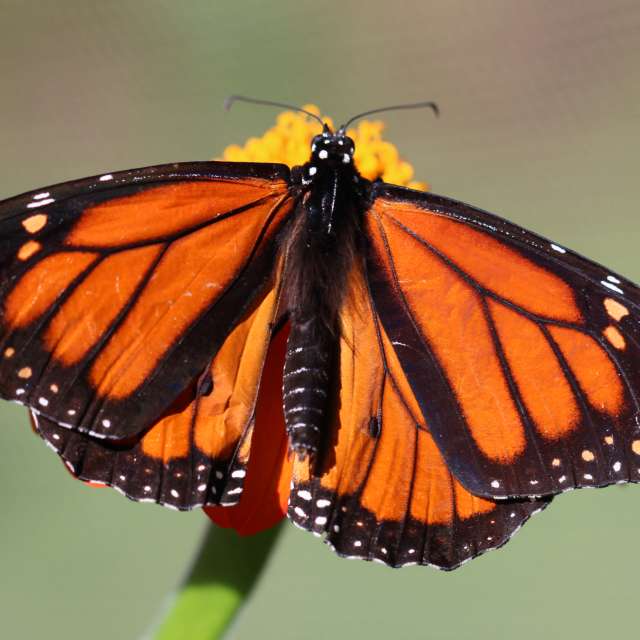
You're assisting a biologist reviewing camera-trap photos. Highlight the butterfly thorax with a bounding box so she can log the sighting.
[299,132,357,236]
[282,129,367,457]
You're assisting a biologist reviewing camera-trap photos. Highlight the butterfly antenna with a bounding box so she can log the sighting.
[339,101,439,131]
[224,95,325,127]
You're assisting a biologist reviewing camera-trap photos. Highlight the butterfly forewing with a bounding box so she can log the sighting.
[365,184,640,500]
[0,162,295,444]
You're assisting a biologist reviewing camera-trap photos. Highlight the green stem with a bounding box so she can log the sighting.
[150,521,283,640]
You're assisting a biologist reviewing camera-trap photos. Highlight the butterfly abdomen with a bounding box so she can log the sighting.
[282,318,334,455]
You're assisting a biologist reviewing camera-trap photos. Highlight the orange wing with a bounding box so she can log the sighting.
[32,285,289,512]
[287,266,548,569]
[365,184,640,500]
[0,162,294,443]
[0,161,299,510]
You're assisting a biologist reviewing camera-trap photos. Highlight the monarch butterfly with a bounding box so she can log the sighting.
[1,98,638,571]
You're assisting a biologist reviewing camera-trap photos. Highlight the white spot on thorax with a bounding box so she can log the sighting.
[318,149,328,159]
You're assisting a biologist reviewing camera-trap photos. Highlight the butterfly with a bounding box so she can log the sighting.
[1,97,639,571]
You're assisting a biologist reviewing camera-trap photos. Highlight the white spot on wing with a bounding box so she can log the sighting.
[27,198,54,208]
[601,280,624,295]
[550,243,566,254]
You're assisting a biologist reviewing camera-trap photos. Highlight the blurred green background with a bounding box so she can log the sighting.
[1,1,639,638]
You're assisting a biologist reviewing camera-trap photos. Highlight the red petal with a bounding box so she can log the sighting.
[205,323,292,535]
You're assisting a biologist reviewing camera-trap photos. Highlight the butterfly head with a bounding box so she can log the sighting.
[308,127,355,171]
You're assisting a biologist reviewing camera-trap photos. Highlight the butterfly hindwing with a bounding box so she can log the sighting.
[365,183,640,500]
[288,266,549,569]
[0,161,295,445]
[30,270,286,510]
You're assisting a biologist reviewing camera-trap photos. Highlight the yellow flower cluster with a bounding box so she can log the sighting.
[222,104,427,191]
